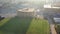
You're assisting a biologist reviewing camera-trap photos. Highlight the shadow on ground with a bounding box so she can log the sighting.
[0,17,33,34]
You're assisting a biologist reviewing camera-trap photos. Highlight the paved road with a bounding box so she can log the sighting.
[50,24,57,34]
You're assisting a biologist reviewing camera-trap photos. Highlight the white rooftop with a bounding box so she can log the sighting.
[18,8,35,12]
[44,4,60,9]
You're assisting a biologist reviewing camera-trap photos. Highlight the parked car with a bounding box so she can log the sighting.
[53,13,60,24]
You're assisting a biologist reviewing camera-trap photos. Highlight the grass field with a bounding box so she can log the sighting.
[0,18,10,27]
[0,17,50,34]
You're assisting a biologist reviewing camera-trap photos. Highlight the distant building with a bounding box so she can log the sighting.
[17,8,36,17]
[43,4,60,20]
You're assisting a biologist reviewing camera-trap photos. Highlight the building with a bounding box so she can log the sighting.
[43,4,60,17]
[17,8,36,17]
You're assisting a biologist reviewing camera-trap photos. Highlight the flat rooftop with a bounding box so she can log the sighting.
[18,8,35,12]
[44,4,60,9]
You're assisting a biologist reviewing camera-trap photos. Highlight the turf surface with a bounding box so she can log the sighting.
[0,17,50,34]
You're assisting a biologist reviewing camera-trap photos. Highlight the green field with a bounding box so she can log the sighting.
[0,17,50,34]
